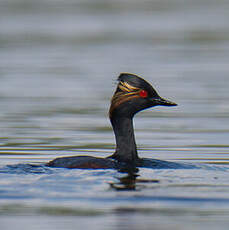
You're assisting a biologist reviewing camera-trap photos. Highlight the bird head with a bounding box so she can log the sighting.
[109,73,177,118]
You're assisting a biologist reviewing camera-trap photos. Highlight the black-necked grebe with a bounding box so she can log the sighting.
[47,73,177,170]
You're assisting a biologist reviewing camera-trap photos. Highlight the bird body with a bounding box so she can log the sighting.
[47,73,177,170]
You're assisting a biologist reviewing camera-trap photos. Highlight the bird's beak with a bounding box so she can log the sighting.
[151,97,177,106]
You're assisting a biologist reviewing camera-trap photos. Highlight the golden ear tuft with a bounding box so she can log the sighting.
[109,81,142,117]
[118,81,139,93]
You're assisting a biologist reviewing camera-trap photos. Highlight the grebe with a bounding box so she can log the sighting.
[47,73,177,170]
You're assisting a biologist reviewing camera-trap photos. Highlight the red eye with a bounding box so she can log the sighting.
[139,90,148,98]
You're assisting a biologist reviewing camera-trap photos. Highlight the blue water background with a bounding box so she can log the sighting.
[0,0,229,229]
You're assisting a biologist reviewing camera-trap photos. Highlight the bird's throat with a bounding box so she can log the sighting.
[110,115,139,164]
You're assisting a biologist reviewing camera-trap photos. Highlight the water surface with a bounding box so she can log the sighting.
[0,0,229,229]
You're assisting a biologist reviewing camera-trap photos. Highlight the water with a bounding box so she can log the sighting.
[0,0,229,229]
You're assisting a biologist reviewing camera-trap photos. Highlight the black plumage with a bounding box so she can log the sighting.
[47,73,177,170]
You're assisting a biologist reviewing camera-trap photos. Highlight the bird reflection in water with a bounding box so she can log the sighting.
[110,171,160,191]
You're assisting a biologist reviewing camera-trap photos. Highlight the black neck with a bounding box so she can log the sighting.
[110,115,139,164]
